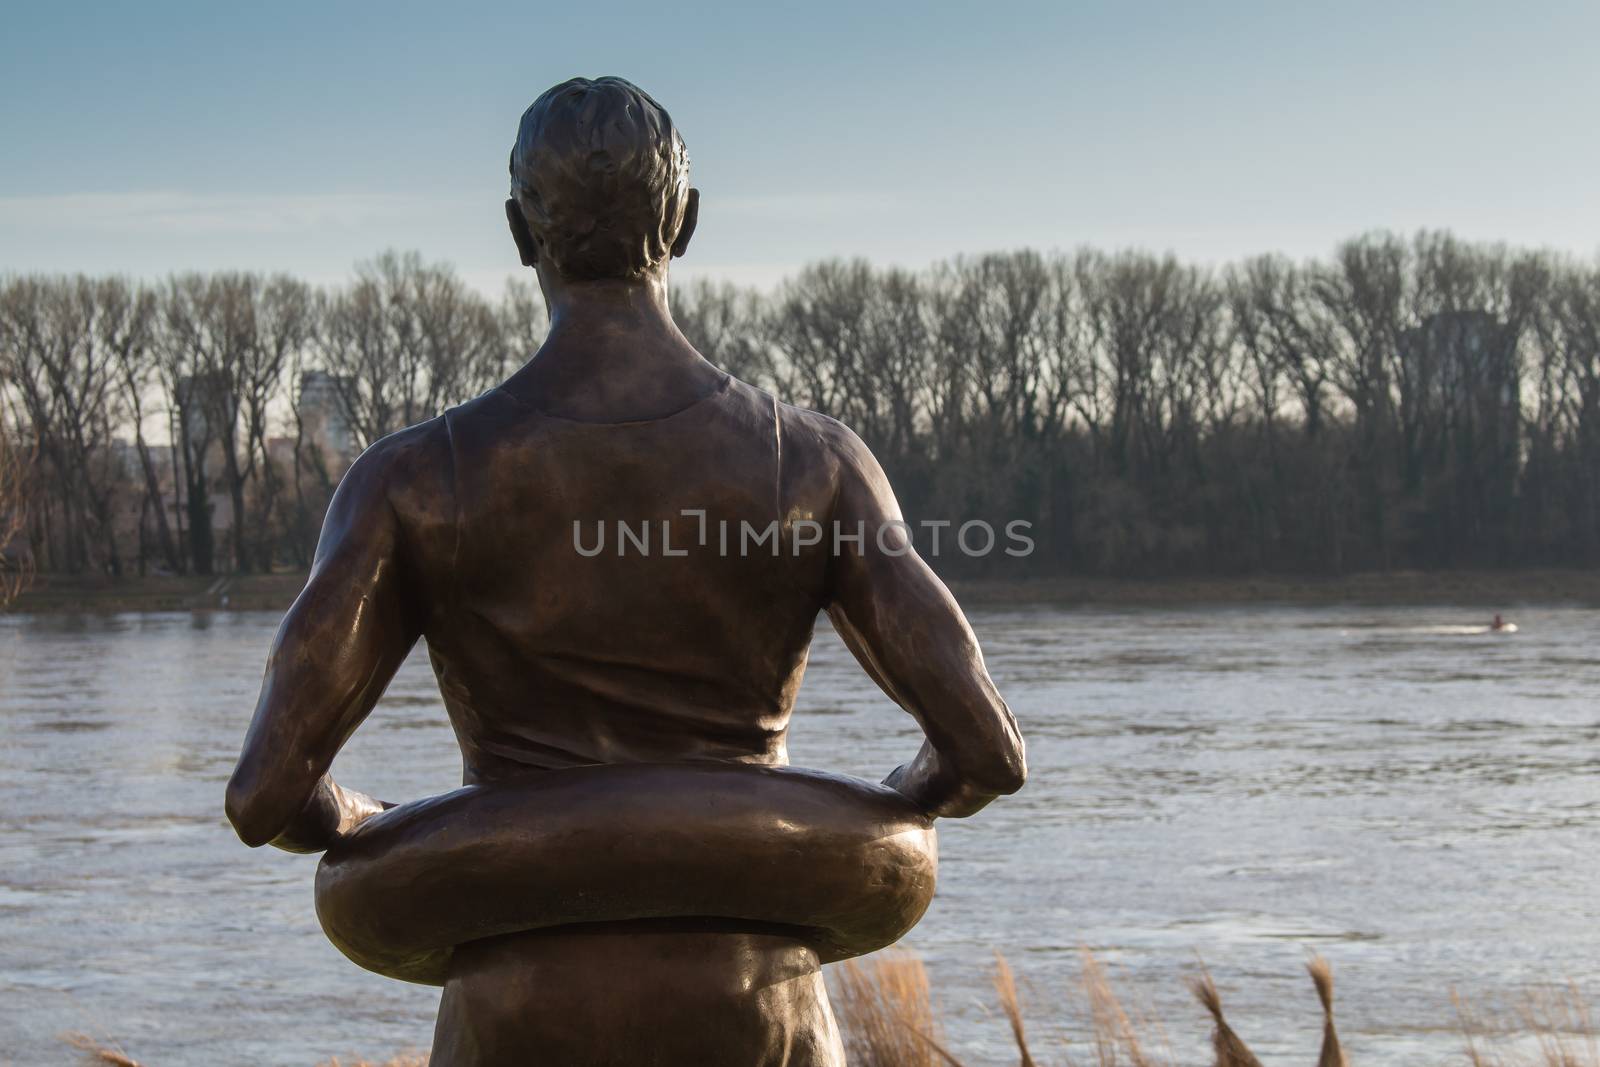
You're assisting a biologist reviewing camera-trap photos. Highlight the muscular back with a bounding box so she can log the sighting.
[401,376,852,780]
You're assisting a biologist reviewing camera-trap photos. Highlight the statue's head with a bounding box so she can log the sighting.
[507,77,698,283]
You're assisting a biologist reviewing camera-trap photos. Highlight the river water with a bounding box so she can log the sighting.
[0,604,1596,1065]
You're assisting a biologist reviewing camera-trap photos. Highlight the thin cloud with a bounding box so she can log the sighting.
[710,192,899,221]
[0,192,435,236]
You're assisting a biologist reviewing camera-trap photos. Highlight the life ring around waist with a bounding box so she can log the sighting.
[314,762,938,986]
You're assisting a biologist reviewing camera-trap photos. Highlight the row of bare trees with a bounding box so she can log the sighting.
[3,231,1599,581]
[0,253,543,577]
[676,232,1600,574]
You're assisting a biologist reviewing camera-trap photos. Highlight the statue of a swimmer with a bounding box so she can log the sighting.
[225,76,1026,1067]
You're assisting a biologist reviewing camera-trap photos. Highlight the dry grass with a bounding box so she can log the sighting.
[63,1031,142,1066]
[830,947,1179,1067]
[832,950,964,1066]
[1456,983,1600,1067]
[1072,948,1174,1067]
[992,951,1037,1067]
[57,952,1599,1067]
[835,949,1595,1067]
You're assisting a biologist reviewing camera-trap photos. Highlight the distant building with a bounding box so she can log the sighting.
[299,370,357,465]
[175,371,234,449]
[105,437,230,570]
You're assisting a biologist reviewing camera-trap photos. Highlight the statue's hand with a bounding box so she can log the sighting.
[881,761,917,798]
[882,739,952,815]
[267,776,391,854]
[883,739,1003,820]
[881,757,944,818]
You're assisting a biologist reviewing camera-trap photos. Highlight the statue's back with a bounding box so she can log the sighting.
[422,375,841,782]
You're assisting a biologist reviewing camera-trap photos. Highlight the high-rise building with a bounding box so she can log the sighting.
[298,370,357,464]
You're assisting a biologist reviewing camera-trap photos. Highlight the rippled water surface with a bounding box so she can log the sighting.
[1,604,1597,1064]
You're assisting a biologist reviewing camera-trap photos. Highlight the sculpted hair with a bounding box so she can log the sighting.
[510,77,692,281]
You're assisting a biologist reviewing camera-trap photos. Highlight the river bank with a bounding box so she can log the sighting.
[6,567,1599,615]
[5,572,311,614]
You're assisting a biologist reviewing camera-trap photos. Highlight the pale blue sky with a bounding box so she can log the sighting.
[3,1,1597,292]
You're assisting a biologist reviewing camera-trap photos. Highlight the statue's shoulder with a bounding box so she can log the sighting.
[773,399,876,473]
[338,414,457,536]
[740,390,885,506]
[349,414,454,485]
[716,381,867,460]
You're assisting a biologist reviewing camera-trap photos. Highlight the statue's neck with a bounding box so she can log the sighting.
[507,275,719,421]
[543,274,677,338]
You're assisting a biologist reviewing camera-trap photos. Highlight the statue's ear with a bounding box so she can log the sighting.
[671,188,700,258]
[506,198,539,268]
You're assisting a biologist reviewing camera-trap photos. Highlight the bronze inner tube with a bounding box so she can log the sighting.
[315,763,939,985]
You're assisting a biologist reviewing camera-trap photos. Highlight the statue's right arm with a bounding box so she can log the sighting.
[224,429,430,852]
[819,421,1026,819]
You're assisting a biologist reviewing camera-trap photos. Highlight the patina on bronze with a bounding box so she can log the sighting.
[226,76,1026,1066]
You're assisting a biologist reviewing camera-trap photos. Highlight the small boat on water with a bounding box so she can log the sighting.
[1339,616,1519,637]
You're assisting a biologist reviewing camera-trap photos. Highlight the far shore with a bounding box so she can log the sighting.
[5,567,1599,616]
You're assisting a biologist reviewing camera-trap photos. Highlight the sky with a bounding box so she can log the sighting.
[2,0,1598,295]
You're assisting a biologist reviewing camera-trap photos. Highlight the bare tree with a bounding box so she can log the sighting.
[241,276,314,570]
[1228,256,1338,439]
[768,260,875,423]
[0,276,131,573]
[672,278,774,389]
[0,391,34,605]
[283,338,336,569]
[320,251,502,448]
[158,273,226,575]
[502,277,549,370]
[102,278,181,575]
[1311,236,1408,566]
[1532,259,1600,562]
[415,259,505,404]
[1225,256,1347,568]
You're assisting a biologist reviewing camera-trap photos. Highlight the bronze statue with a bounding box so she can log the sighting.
[226,76,1025,1066]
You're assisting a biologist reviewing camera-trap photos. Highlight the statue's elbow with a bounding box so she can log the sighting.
[976,732,1027,797]
[225,777,279,848]
[988,748,1028,797]
[1005,753,1029,795]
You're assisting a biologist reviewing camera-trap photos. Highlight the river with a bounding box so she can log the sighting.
[1,604,1596,1064]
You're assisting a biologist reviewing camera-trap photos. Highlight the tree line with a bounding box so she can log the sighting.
[3,231,1599,581]
[0,252,543,577]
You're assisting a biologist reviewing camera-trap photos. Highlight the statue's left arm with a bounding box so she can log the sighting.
[819,419,1027,819]
[225,428,433,852]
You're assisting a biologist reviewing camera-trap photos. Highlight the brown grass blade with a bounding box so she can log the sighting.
[1188,965,1264,1067]
[1308,955,1347,1067]
[993,950,1039,1067]
[62,1032,142,1066]
[1079,948,1175,1067]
